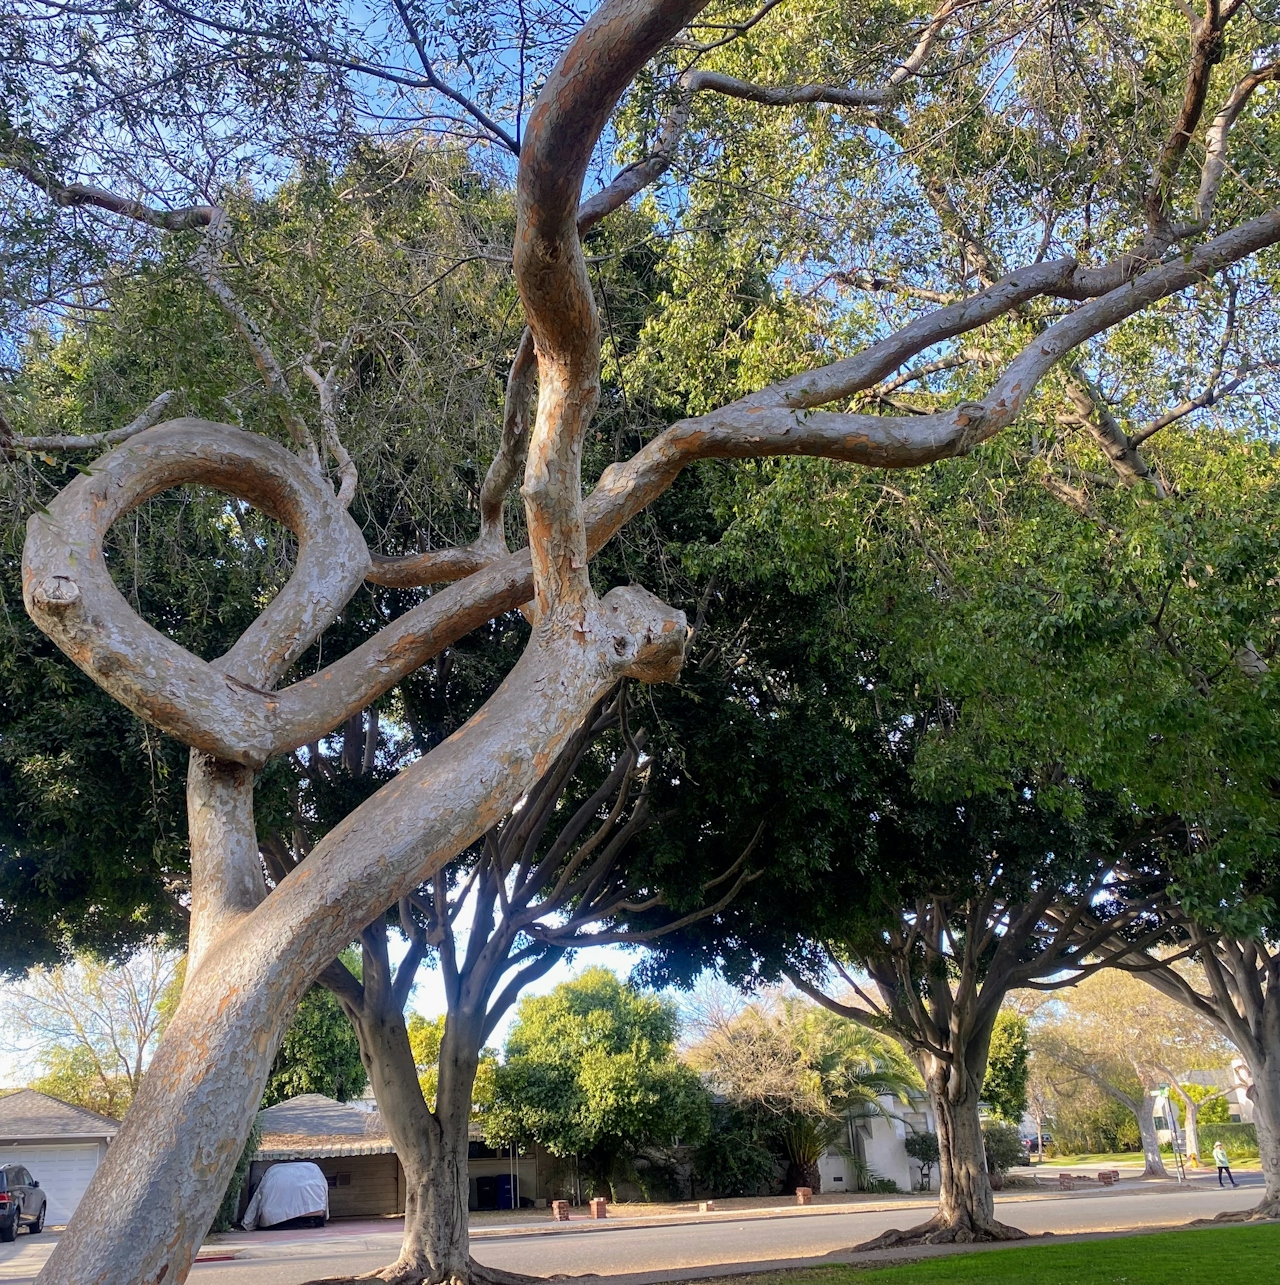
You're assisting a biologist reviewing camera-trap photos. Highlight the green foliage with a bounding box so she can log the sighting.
[982,1122,1027,1174]
[1176,1083,1232,1127]
[209,1121,261,1233]
[407,1012,498,1114]
[905,1131,940,1165]
[983,1012,1030,1125]
[486,969,711,1198]
[28,1045,132,1120]
[1197,1122,1259,1159]
[693,1103,782,1197]
[262,981,367,1107]
[1046,1086,1141,1156]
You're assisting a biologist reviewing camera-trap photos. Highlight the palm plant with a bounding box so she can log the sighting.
[688,995,922,1191]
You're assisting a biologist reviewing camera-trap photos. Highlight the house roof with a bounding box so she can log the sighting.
[254,1094,395,1161]
[0,1089,119,1141]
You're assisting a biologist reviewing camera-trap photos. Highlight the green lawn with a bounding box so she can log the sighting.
[751,1224,1280,1284]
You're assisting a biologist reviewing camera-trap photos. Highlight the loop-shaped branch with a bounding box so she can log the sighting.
[23,420,370,763]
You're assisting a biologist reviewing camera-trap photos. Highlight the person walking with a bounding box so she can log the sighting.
[1212,1141,1237,1187]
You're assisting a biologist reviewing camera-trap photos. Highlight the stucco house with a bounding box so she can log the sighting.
[817,1092,938,1194]
[0,1089,118,1225]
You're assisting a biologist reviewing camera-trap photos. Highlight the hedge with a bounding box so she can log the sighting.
[1197,1122,1258,1159]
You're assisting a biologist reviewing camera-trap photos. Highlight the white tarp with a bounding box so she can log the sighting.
[241,1162,329,1229]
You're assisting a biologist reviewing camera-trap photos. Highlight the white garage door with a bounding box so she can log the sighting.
[2,1144,102,1224]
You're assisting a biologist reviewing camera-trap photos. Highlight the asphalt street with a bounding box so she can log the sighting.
[0,1174,1268,1284]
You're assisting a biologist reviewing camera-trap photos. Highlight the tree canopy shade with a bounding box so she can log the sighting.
[5,0,1280,1280]
[486,968,710,1200]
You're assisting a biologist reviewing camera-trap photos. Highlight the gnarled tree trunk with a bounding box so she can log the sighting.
[857,1053,1026,1250]
[1135,1089,1168,1179]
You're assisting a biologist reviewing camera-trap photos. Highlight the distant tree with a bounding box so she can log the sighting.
[487,969,710,1200]
[685,994,920,1192]
[983,1012,1031,1126]
[904,1131,939,1191]
[262,981,367,1108]
[8,945,181,1118]
[1032,969,1233,1174]
[982,1123,1026,1176]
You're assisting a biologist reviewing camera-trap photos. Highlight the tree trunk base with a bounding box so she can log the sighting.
[300,1257,540,1285]
[853,1210,1029,1251]
[1199,1198,1280,1225]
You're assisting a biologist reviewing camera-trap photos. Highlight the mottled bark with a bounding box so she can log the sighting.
[1135,1090,1169,1180]
[34,602,685,1285]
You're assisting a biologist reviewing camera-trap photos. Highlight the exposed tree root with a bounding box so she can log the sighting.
[1201,1198,1280,1225]
[299,1256,542,1285]
[853,1211,1030,1251]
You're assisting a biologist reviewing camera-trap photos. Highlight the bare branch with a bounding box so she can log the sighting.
[193,215,318,462]
[1,146,217,230]
[389,0,522,154]
[4,390,175,454]
[1195,62,1280,226]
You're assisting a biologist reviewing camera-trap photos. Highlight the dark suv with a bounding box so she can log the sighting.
[0,1165,46,1242]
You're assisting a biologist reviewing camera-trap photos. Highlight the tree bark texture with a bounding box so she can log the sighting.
[23,0,1280,1277]
[33,605,683,1285]
[343,999,478,1283]
[1135,1090,1169,1180]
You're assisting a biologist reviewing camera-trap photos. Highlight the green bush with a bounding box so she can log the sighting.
[693,1103,781,1196]
[1198,1122,1259,1159]
[983,1122,1027,1173]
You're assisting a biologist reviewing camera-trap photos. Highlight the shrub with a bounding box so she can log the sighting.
[693,1104,781,1196]
[1199,1122,1259,1159]
[983,1121,1027,1173]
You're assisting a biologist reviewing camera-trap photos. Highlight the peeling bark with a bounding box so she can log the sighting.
[33,598,686,1285]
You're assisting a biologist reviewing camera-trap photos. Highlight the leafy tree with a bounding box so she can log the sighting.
[7,945,181,1118]
[262,984,367,1108]
[1031,970,1233,1175]
[904,1131,939,1191]
[981,1123,1026,1176]
[685,995,919,1192]
[983,1012,1031,1126]
[487,969,710,1200]
[5,0,1280,1277]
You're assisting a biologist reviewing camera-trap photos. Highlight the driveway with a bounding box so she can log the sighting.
[0,1174,1267,1284]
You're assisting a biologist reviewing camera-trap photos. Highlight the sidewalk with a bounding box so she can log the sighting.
[200,1168,1220,1263]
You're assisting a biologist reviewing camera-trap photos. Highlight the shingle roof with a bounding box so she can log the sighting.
[0,1089,119,1140]
[254,1095,394,1160]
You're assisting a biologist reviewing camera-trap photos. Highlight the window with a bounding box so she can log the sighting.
[326,1173,352,1188]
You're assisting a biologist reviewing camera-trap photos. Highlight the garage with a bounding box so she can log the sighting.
[0,1090,117,1226]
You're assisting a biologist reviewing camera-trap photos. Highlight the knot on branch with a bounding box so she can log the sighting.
[31,574,80,611]
[597,584,688,685]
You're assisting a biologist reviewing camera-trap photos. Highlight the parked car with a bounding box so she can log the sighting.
[0,1164,47,1241]
[241,1162,329,1230]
